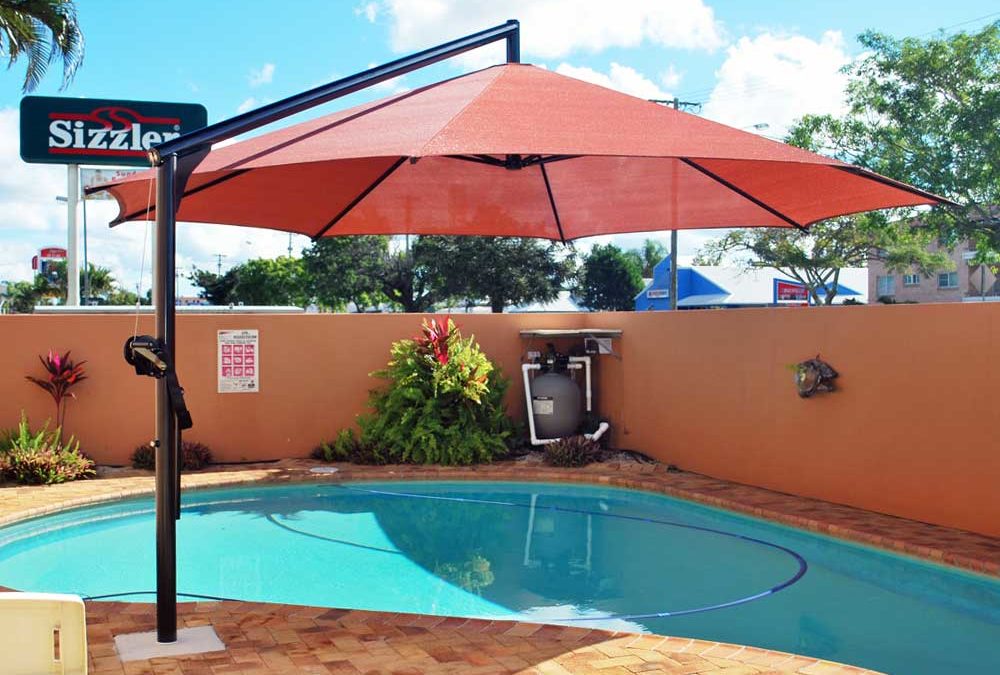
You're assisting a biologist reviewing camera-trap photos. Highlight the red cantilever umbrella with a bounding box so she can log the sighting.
[97,63,949,240]
[99,22,956,647]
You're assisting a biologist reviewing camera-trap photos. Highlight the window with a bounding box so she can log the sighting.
[876,275,895,297]
[938,271,959,289]
[903,274,921,287]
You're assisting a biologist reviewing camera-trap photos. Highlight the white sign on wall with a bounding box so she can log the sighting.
[218,329,259,393]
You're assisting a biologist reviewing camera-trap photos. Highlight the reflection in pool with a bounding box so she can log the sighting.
[0,481,997,674]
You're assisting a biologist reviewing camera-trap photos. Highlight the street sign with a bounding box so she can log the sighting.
[19,96,207,166]
[80,168,143,199]
[775,279,809,304]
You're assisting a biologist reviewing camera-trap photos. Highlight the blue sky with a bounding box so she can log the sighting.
[2,1,998,296]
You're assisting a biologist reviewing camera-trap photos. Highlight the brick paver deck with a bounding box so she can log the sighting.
[5,458,998,673]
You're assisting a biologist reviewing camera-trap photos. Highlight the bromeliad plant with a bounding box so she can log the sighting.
[0,412,95,485]
[358,317,515,465]
[25,350,87,428]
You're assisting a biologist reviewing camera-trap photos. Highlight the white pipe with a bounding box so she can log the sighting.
[584,421,610,442]
[568,356,592,413]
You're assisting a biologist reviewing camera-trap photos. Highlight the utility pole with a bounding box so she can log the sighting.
[287,233,293,257]
[650,97,701,310]
[213,253,226,276]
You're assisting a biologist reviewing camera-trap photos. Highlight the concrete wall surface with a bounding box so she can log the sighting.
[1,304,997,537]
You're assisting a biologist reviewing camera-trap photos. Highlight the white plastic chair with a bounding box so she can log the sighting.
[0,592,87,674]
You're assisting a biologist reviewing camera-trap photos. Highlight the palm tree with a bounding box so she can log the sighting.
[0,0,83,93]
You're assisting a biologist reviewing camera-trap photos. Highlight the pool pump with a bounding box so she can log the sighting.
[522,342,610,446]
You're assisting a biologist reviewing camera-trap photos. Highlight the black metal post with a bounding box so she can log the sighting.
[146,19,521,645]
[505,19,519,63]
[154,156,178,644]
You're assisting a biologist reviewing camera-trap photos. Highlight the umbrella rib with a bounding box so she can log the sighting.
[311,156,408,240]
[679,158,808,232]
[112,169,253,224]
[539,163,566,243]
[832,165,958,206]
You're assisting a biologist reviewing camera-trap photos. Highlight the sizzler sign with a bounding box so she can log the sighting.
[20,96,207,166]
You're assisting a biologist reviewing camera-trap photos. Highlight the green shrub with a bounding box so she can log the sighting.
[0,427,16,453]
[358,317,515,465]
[543,435,603,467]
[312,428,387,465]
[182,441,213,470]
[131,440,214,471]
[0,413,95,485]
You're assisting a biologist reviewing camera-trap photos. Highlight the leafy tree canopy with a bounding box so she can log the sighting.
[302,236,389,312]
[576,243,643,311]
[787,21,1000,251]
[191,256,310,307]
[418,236,574,313]
[625,239,668,278]
[696,214,951,305]
[0,0,84,92]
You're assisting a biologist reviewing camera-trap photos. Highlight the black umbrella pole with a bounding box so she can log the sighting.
[154,156,179,644]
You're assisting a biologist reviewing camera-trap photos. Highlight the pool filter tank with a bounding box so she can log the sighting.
[529,351,583,439]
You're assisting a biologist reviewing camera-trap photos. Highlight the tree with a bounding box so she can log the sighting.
[626,239,668,277]
[379,245,441,313]
[418,237,573,313]
[2,280,41,313]
[302,236,388,312]
[696,214,950,305]
[0,0,84,92]
[576,244,643,311]
[189,268,237,305]
[190,257,310,307]
[44,260,138,305]
[788,22,1000,250]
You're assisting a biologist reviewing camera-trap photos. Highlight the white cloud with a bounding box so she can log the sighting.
[355,1,379,22]
[366,63,410,94]
[377,0,725,68]
[660,64,682,89]
[555,62,670,100]
[701,30,851,137]
[236,97,258,114]
[0,108,309,298]
[248,63,275,87]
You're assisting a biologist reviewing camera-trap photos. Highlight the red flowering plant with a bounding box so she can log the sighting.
[357,317,514,465]
[25,350,87,428]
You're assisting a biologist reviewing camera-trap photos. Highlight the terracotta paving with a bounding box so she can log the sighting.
[83,600,875,675]
[3,458,999,673]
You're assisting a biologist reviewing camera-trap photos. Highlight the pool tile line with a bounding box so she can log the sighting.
[1,458,998,579]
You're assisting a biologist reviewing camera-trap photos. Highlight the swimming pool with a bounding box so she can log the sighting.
[0,481,997,674]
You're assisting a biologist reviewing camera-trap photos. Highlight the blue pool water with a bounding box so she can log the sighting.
[0,481,997,674]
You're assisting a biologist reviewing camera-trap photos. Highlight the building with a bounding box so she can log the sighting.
[635,256,866,310]
[869,238,999,303]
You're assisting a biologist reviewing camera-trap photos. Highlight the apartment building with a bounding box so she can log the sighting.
[869,239,999,303]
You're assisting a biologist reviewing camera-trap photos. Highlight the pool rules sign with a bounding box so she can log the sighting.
[218,330,259,393]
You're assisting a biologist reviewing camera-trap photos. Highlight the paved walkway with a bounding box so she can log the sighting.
[4,458,999,673]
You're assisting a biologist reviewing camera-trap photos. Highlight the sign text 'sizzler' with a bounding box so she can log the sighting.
[47,107,182,157]
[19,96,207,167]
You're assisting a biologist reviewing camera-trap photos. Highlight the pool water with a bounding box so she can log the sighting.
[0,481,997,674]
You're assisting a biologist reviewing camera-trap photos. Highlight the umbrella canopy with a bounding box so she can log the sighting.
[98,63,949,240]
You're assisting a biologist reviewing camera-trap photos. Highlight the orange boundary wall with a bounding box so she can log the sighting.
[1,304,997,537]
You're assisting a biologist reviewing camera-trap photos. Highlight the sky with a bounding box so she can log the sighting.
[1,0,998,296]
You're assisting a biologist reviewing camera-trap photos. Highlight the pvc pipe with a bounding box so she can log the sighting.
[568,356,592,413]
